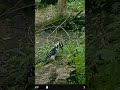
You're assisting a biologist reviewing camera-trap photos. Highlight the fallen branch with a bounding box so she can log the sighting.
[60,26,70,39]
[47,16,70,41]
[72,10,83,20]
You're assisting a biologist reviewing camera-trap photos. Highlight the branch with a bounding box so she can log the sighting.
[47,16,70,41]
[60,26,70,39]
[28,23,34,45]
[0,4,34,17]
[1,0,23,16]
[72,10,83,20]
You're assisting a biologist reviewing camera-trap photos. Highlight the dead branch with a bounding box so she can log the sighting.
[60,26,70,39]
[47,16,70,41]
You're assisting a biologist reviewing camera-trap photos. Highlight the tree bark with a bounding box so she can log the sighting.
[58,0,66,15]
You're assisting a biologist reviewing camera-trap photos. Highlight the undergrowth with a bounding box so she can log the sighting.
[67,0,85,12]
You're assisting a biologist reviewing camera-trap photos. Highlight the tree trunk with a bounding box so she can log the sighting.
[57,0,66,15]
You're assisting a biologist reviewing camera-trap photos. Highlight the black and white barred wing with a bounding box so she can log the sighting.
[46,47,57,60]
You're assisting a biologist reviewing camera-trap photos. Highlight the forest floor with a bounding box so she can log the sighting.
[35,5,58,25]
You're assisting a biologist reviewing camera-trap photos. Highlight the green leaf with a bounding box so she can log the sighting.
[75,46,84,53]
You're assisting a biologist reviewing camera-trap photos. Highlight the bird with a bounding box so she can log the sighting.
[45,42,63,60]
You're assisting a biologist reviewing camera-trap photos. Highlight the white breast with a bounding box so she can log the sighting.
[50,55,55,60]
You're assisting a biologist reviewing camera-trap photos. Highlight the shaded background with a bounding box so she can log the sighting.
[86,0,120,89]
[0,0,35,90]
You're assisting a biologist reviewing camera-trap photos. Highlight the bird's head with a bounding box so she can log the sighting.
[55,42,63,50]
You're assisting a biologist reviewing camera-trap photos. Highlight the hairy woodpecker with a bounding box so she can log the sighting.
[45,42,63,60]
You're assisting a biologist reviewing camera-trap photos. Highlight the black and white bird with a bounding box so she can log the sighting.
[45,42,63,60]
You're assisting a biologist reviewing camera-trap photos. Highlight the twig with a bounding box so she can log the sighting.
[72,10,83,20]
[1,0,23,16]
[53,27,58,41]
[46,29,57,42]
[60,26,70,39]
[28,23,34,45]
[0,4,34,17]
[47,16,70,41]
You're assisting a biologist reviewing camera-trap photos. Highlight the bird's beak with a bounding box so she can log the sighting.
[59,42,63,50]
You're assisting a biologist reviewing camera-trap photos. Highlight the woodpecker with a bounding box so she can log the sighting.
[45,42,63,60]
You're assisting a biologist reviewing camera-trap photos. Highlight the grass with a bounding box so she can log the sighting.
[62,32,85,84]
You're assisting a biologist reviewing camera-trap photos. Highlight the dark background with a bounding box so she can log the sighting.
[0,0,35,90]
[86,0,120,89]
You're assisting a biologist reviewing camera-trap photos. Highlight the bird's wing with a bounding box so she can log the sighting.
[46,47,57,59]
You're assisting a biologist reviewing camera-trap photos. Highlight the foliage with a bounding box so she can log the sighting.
[63,15,85,32]
[35,0,57,9]
[67,0,85,12]
[65,32,85,84]
[35,0,85,12]
[35,1,43,9]
[86,1,120,89]
[40,0,57,5]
